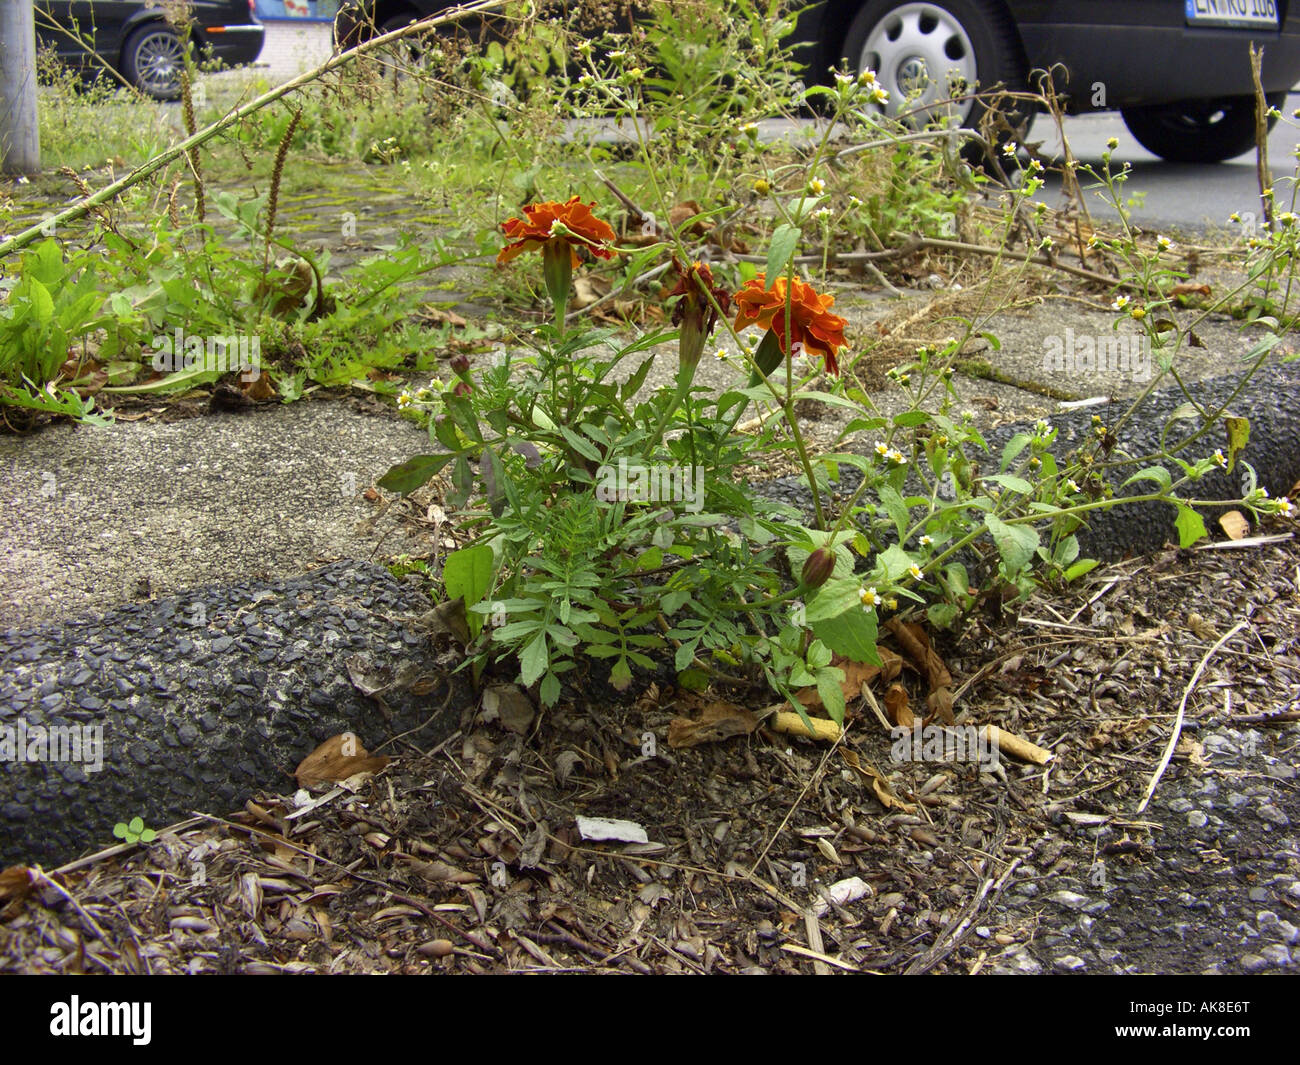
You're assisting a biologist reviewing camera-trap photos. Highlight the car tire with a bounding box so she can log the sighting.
[1120,93,1286,163]
[840,0,1031,151]
[121,23,187,101]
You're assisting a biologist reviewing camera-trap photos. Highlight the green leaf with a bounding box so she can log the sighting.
[877,544,914,581]
[765,223,801,285]
[892,410,930,428]
[520,632,548,687]
[804,577,861,623]
[27,278,54,326]
[1063,558,1100,582]
[1224,416,1249,473]
[1000,433,1031,471]
[560,426,603,463]
[621,358,654,403]
[443,544,494,639]
[539,671,560,707]
[810,606,881,666]
[984,515,1038,574]
[609,656,633,691]
[986,474,1033,495]
[1174,505,1207,548]
[926,602,961,629]
[1122,465,1172,491]
[377,454,455,496]
[817,671,847,726]
[878,485,909,540]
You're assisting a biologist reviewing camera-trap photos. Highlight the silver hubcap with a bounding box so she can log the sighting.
[134,31,184,96]
[859,3,978,127]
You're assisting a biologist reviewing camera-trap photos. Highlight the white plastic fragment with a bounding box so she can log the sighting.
[575,816,649,844]
[813,876,873,915]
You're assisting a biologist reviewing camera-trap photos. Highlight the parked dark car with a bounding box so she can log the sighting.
[35,1,265,101]
[334,0,1300,163]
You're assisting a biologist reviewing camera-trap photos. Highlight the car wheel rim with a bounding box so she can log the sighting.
[134,32,184,95]
[858,3,978,127]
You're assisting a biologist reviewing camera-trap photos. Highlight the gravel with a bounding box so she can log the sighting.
[0,560,462,868]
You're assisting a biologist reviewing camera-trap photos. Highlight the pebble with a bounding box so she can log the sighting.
[1054,955,1087,972]
[1258,944,1293,966]
[1187,811,1208,828]
[1048,891,1089,911]
[1257,804,1289,826]
[990,947,1042,975]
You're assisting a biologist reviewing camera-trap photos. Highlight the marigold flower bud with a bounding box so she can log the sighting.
[801,547,836,589]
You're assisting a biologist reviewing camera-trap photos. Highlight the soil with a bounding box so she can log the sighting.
[3,530,1296,974]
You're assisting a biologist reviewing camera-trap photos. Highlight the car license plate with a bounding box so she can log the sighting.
[1186,0,1279,29]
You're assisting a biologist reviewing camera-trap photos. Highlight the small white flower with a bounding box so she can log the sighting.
[1277,496,1295,517]
[1156,234,1174,252]
[875,441,890,458]
[848,195,864,208]
[1112,295,1130,311]
[396,391,413,409]
[607,49,627,61]
[834,72,854,88]
[808,177,826,196]
[908,564,923,580]
[858,69,878,87]
[859,586,880,610]
[1027,158,1044,173]
[886,448,908,466]
[868,86,890,105]
[714,348,727,360]
[1278,211,1299,228]
[919,535,933,548]
[739,121,758,135]
[1066,478,1081,493]
[813,207,833,223]
[1040,236,1054,250]
[1213,448,1227,468]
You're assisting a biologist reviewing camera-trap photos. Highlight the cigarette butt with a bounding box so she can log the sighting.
[982,725,1052,765]
[771,712,841,742]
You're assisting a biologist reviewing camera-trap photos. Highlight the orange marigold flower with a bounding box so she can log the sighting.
[732,275,847,375]
[497,196,617,267]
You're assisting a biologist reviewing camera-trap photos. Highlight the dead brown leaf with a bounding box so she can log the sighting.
[885,619,955,724]
[668,200,707,236]
[1219,510,1250,540]
[841,750,915,812]
[667,701,759,748]
[883,683,914,727]
[1170,282,1212,299]
[295,733,390,788]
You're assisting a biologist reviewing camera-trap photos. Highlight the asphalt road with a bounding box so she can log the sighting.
[1037,90,1300,235]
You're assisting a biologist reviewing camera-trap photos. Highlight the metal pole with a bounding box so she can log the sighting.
[0,0,42,174]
